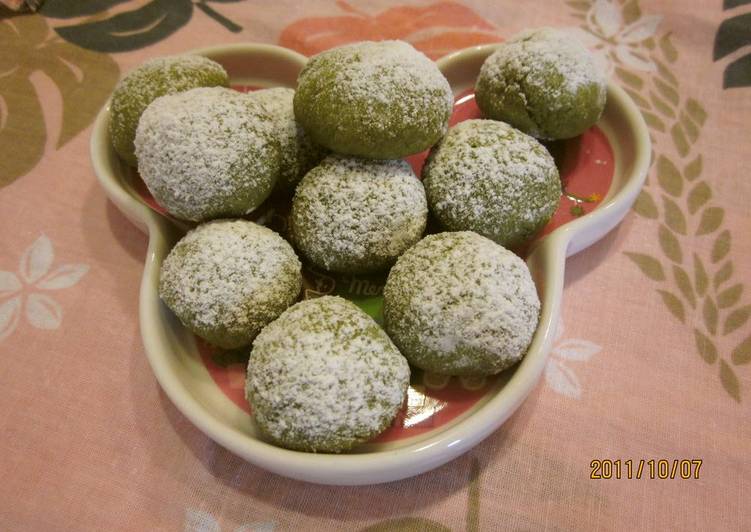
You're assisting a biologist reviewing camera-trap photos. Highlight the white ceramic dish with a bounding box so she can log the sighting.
[90,43,650,485]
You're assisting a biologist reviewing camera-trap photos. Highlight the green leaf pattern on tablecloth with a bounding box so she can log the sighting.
[732,336,751,365]
[361,518,451,532]
[632,189,658,218]
[567,0,749,402]
[623,252,664,280]
[0,14,119,188]
[0,1,246,188]
[694,329,718,364]
[693,254,708,296]
[713,6,751,89]
[38,0,130,18]
[41,0,243,53]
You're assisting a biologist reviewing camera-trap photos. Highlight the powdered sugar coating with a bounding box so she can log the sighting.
[247,87,327,191]
[246,296,410,453]
[294,40,453,159]
[384,232,540,376]
[475,27,607,139]
[423,119,560,248]
[291,156,428,274]
[109,55,228,165]
[135,87,280,222]
[159,220,302,349]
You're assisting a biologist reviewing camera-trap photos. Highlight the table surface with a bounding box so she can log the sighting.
[1,1,749,530]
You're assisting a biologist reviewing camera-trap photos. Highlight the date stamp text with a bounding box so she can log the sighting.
[590,459,702,479]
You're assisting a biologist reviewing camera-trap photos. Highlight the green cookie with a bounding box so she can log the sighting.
[247,87,327,192]
[135,87,280,222]
[109,54,228,166]
[423,119,561,249]
[294,40,453,159]
[384,231,540,376]
[159,220,302,349]
[246,296,410,453]
[291,155,427,274]
[475,27,607,140]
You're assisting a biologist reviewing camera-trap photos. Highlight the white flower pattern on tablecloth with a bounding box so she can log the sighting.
[0,234,88,341]
[565,0,661,75]
[184,509,276,532]
[545,318,602,399]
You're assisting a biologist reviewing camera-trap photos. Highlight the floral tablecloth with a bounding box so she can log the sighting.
[1,1,749,530]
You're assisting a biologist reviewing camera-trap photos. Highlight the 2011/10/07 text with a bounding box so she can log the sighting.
[590,459,702,479]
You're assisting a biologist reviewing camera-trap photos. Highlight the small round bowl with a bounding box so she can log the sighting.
[90,43,650,485]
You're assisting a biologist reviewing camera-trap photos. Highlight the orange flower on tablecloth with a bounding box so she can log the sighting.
[278,0,502,59]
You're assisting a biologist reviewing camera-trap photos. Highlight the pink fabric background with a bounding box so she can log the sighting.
[1,1,749,530]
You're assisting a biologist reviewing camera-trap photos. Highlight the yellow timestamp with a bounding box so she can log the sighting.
[590,459,702,479]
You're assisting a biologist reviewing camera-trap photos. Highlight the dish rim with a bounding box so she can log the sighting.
[89,42,651,485]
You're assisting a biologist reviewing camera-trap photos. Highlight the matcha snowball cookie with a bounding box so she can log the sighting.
[383,231,540,376]
[423,119,561,248]
[291,156,428,274]
[135,87,280,222]
[294,40,453,159]
[475,27,607,139]
[109,55,228,166]
[247,87,327,192]
[159,220,302,349]
[245,296,410,453]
